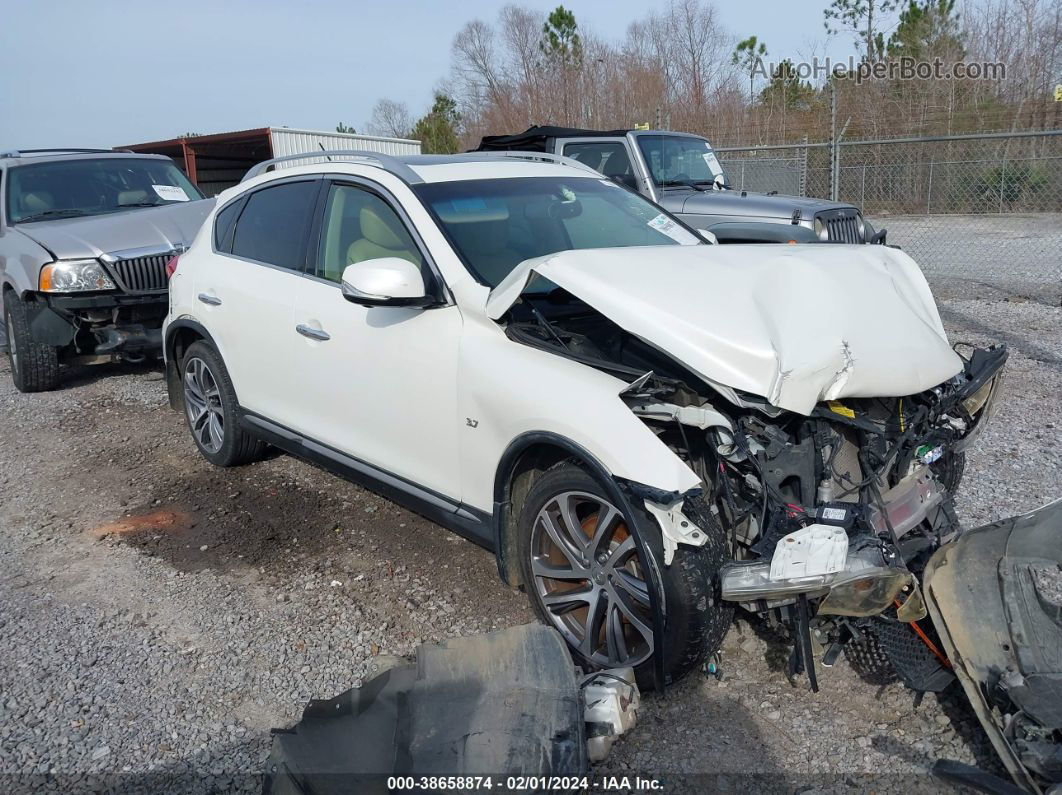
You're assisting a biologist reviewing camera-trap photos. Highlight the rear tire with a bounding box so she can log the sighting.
[516,464,731,689]
[4,290,60,393]
[180,340,266,467]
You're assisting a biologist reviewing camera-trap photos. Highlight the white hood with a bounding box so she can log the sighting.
[486,244,963,415]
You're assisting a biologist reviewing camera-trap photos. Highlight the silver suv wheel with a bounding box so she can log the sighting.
[529,491,654,667]
[183,356,224,454]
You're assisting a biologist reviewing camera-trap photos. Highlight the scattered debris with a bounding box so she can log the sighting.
[926,498,1062,793]
[262,625,592,792]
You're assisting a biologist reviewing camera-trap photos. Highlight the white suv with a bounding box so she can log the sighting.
[165,151,1004,689]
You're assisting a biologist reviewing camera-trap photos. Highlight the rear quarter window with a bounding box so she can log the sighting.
[213,200,241,252]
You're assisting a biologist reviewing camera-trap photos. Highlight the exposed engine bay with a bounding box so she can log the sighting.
[506,289,1008,691]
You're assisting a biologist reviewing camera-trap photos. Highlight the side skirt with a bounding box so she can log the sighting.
[240,411,494,550]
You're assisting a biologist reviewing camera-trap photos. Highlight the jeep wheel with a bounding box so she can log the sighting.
[181,341,266,467]
[516,464,731,689]
[3,290,60,393]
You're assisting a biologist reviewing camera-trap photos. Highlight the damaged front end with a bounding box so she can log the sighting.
[498,252,1007,690]
[629,340,1005,691]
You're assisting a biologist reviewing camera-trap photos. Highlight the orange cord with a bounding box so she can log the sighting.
[895,599,952,668]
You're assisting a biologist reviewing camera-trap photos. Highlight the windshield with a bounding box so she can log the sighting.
[636,135,729,190]
[415,176,701,290]
[5,157,204,223]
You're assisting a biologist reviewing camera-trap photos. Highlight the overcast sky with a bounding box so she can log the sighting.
[0,0,868,149]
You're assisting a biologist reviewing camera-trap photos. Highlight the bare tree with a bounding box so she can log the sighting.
[367,99,413,139]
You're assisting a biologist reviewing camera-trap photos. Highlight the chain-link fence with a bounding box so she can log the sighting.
[717,130,1062,306]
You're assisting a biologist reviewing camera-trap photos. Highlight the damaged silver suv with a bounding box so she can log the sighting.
[0,149,212,391]
[166,150,1006,690]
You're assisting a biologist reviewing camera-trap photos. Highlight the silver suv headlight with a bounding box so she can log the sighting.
[39,259,116,292]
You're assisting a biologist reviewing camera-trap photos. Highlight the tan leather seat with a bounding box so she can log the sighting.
[346,206,422,269]
[20,191,54,216]
[117,189,150,206]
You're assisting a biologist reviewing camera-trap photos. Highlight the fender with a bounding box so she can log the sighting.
[163,318,222,411]
[492,430,667,688]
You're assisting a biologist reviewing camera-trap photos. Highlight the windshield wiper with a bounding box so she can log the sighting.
[16,208,92,223]
[117,201,165,208]
[658,180,710,192]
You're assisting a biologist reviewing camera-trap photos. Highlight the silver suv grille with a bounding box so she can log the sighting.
[106,253,172,293]
[820,212,863,243]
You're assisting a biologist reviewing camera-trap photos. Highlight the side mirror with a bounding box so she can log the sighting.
[340,258,429,307]
[713,173,728,190]
[610,174,639,191]
[698,228,718,244]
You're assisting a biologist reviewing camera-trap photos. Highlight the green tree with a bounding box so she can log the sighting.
[732,36,768,103]
[540,6,583,123]
[539,5,583,67]
[335,122,357,134]
[759,59,815,110]
[824,0,898,62]
[886,0,964,61]
[411,92,461,154]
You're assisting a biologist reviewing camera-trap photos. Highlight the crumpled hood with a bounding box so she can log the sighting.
[487,244,963,415]
[17,199,214,260]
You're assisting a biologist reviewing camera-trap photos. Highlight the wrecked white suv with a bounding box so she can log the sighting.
[164,150,1006,689]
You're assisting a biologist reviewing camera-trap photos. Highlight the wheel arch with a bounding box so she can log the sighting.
[492,430,668,687]
[164,318,222,411]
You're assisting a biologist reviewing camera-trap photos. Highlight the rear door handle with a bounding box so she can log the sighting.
[197,293,222,306]
[296,324,330,341]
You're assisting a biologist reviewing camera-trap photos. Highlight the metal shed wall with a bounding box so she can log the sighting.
[270,128,421,166]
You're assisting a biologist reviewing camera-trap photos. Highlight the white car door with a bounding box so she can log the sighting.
[195,178,320,425]
[290,180,463,501]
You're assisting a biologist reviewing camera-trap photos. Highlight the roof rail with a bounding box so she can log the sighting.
[0,148,125,159]
[470,150,602,176]
[241,150,423,184]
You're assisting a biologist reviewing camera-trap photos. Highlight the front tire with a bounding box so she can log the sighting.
[180,340,265,467]
[4,290,60,393]
[516,464,731,688]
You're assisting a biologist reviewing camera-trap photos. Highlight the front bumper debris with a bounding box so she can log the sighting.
[924,498,1062,793]
[262,625,593,791]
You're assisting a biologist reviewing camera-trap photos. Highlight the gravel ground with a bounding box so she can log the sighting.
[1,295,1059,793]
[873,213,1062,306]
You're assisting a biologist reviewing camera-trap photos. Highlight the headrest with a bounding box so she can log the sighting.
[118,190,150,206]
[360,206,407,250]
[22,191,54,213]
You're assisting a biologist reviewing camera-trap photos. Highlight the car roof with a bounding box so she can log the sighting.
[0,150,172,167]
[235,151,604,193]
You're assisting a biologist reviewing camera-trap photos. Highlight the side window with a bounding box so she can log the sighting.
[315,183,423,284]
[563,142,636,189]
[213,199,241,252]
[230,180,318,269]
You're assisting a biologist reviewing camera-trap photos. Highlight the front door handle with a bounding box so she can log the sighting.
[197,293,222,306]
[296,324,330,341]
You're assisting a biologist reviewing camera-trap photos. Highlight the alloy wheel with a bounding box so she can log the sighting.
[183,357,224,454]
[530,491,654,667]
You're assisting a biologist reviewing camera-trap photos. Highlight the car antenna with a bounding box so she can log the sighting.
[318,143,333,162]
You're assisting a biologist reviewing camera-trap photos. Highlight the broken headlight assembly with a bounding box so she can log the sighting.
[951,345,1007,451]
[38,259,116,292]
